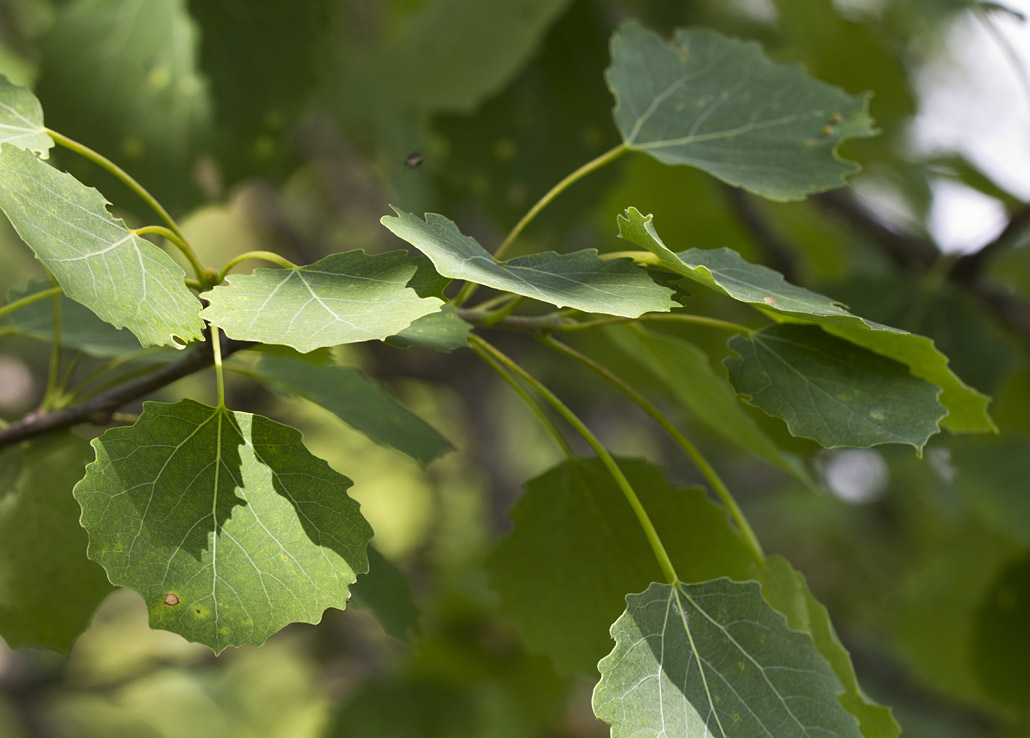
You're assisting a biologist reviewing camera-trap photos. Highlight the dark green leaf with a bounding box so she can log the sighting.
[349,545,420,644]
[35,0,211,210]
[489,457,753,675]
[0,75,53,156]
[6,280,144,357]
[607,22,875,200]
[952,434,1030,545]
[606,324,813,484]
[0,434,114,652]
[618,206,992,433]
[73,399,373,652]
[760,555,900,738]
[385,305,472,353]
[376,0,572,113]
[381,208,678,317]
[251,354,453,466]
[972,553,1030,710]
[592,579,862,738]
[200,250,442,353]
[726,324,946,451]
[0,145,204,348]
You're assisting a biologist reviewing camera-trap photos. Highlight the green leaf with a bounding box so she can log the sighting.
[725,324,946,451]
[200,250,442,353]
[381,208,678,318]
[489,457,753,675]
[73,399,373,652]
[605,324,812,484]
[385,305,472,353]
[349,545,420,644]
[972,553,1030,711]
[0,75,53,156]
[606,22,875,200]
[952,434,1030,545]
[618,207,992,433]
[376,0,572,113]
[6,280,144,357]
[760,555,900,738]
[0,434,114,652]
[35,0,211,210]
[251,354,453,466]
[0,145,204,348]
[592,579,862,738]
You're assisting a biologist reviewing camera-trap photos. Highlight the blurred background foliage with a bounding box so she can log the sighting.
[0,0,1029,736]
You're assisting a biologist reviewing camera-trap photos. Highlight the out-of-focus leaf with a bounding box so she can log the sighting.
[35,0,211,210]
[381,208,678,317]
[74,399,373,652]
[0,434,114,651]
[618,207,993,433]
[592,579,862,738]
[606,323,813,484]
[349,545,420,644]
[0,74,52,155]
[761,555,900,738]
[952,434,1030,546]
[386,305,472,353]
[726,324,946,452]
[377,0,572,113]
[972,553,1030,710]
[200,250,441,353]
[251,354,453,465]
[0,145,204,348]
[607,22,875,200]
[5,280,143,357]
[489,457,753,675]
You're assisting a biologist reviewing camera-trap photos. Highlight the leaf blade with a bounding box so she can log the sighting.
[607,22,876,200]
[73,399,373,652]
[381,208,679,318]
[0,75,53,156]
[200,250,442,353]
[0,145,204,348]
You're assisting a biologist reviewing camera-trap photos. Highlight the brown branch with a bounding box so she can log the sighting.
[0,333,252,450]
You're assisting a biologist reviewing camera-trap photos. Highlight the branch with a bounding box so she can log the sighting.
[0,333,252,450]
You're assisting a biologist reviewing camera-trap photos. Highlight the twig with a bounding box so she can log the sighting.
[0,333,251,450]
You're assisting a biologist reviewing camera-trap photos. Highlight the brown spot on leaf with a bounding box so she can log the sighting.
[164,593,180,606]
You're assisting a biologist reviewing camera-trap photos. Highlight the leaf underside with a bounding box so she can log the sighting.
[381,207,679,318]
[592,579,862,738]
[0,75,53,156]
[73,399,373,652]
[607,22,876,200]
[200,250,442,353]
[617,207,993,433]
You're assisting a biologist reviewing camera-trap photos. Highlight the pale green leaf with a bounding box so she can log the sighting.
[73,399,373,652]
[489,457,753,675]
[607,22,875,200]
[377,0,572,113]
[6,280,144,357]
[200,250,442,353]
[349,545,420,644]
[618,207,992,433]
[605,324,813,485]
[725,324,946,451]
[386,305,472,353]
[251,354,453,465]
[760,555,900,738]
[0,75,53,156]
[0,145,204,348]
[592,579,862,738]
[381,208,678,318]
[0,434,114,652]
